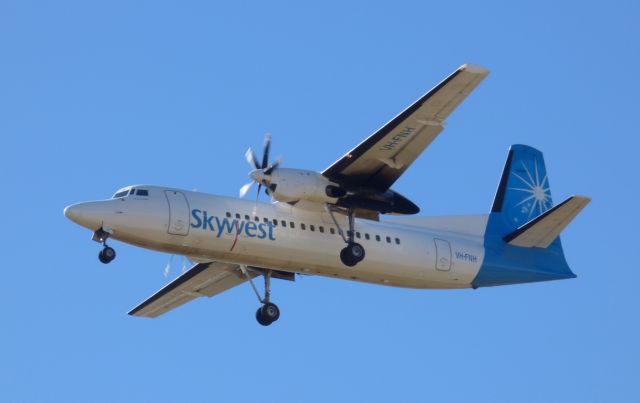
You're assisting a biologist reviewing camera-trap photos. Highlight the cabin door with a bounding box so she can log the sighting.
[165,190,190,236]
[434,238,452,271]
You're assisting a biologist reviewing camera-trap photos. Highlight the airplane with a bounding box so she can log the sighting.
[64,64,590,326]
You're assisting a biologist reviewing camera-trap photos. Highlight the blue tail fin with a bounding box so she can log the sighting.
[472,145,576,288]
[491,144,554,231]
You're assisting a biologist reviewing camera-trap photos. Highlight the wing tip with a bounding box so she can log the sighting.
[571,194,592,203]
[459,64,490,76]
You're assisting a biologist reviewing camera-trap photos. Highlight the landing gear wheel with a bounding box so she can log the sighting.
[256,307,272,326]
[255,302,280,326]
[98,246,116,264]
[340,243,365,266]
[348,242,365,262]
[340,247,357,267]
[261,302,280,322]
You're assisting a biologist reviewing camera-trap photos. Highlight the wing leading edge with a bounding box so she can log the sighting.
[322,64,490,191]
[128,262,258,318]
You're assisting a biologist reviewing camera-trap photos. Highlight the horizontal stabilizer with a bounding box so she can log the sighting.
[503,196,590,248]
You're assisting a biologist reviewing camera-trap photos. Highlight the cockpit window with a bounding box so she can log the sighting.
[113,187,149,198]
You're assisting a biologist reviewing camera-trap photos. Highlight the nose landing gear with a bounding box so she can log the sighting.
[93,228,116,264]
[98,246,116,264]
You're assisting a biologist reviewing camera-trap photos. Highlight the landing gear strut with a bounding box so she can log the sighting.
[93,228,116,264]
[326,205,366,267]
[241,266,280,326]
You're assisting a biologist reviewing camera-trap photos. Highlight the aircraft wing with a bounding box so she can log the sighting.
[128,262,258,318]
[322,64,489,191]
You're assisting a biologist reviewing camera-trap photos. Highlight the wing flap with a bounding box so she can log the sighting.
[504,196,591,248]
[322,64,489,191]
[128,262,257,318]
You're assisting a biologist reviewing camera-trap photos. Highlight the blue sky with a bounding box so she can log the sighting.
[1,1,638,402]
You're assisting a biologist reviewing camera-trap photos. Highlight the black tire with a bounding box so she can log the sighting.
[261,302,280,322]
[98,250,110,264]
[348,243,365,262]
[340,247,357,267]
[256,307,272,326]
[103,246,116,262]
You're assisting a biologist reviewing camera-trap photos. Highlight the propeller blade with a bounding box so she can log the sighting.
[239,182,254,198]
[264,158,281,175]
[181,256,188,273]
[163,255,174,278]
[261,133,271,169]
[245,148,260,170]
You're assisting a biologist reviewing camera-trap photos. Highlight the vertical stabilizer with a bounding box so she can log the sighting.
[473,145,577,288]
[491,145,554,231]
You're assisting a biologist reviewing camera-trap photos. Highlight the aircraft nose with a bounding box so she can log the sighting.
[63,202,104,230]
[64,204,83,222]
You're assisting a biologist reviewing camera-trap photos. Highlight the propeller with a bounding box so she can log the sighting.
[163,254,176,278]
[163,254,192,278]
[239,134,281,199]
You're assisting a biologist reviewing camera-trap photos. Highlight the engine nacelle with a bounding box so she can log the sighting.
[268,168,341,203]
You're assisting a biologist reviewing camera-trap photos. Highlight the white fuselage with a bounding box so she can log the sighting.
[66,185,486,289]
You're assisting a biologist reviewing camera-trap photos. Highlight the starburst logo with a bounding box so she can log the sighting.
[509,158,552,221]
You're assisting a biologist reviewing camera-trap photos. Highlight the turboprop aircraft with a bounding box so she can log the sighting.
[64,64,590,326]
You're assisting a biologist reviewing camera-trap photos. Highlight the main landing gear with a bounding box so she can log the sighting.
[326,205,366,267]
[93,228,116,264]
[241,266,280,326]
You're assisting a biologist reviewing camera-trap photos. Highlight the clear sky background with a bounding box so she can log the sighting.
[1,1,638,402]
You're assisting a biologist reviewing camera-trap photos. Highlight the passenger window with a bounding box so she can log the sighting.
[330,228,335,235]
[356,232,361,239]
[290,222,295,229]
[395,238,400,245]
[254,216,260,222]
[226,212,231,218]
[272,219,278,226]
[301,223,306,230]
[319,226,324,233]
[365,233,370,240]
[136,189,149,196]
[281,220,287,227]
[264,218,269,223]
[310,225,315,232]
[235,213,241,219]
[386,236,391,243]
[375,235,381,242]
[245,215,250,220]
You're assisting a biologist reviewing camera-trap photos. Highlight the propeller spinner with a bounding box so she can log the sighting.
[239,134,280,199]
